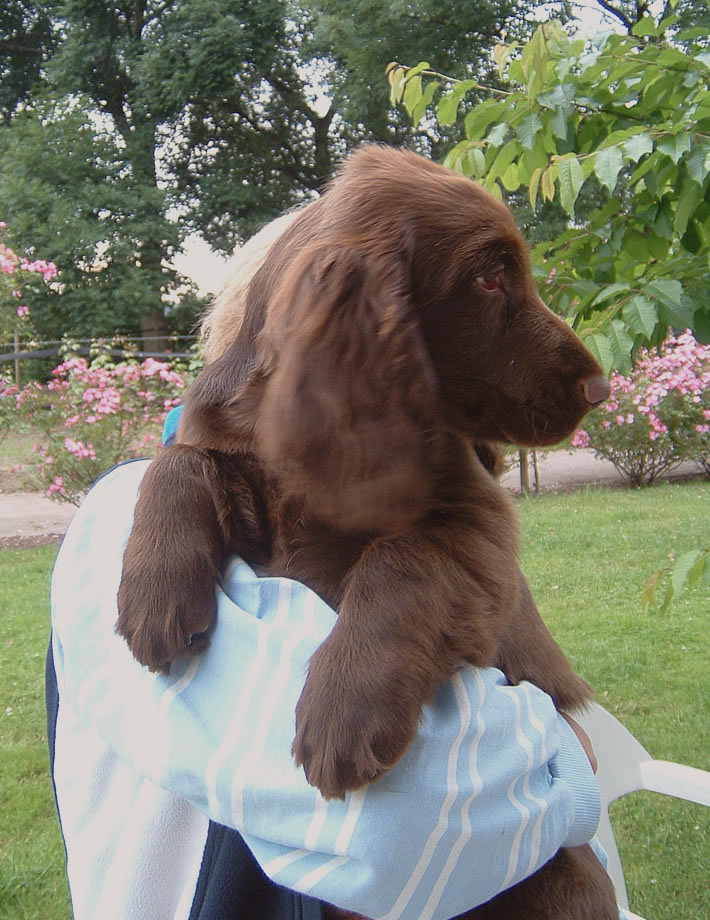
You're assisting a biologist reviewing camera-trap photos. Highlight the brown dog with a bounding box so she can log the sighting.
[117,146,617,918]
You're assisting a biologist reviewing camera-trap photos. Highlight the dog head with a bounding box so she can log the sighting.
[196,146,609,531]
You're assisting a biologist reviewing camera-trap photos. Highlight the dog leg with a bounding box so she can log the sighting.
[461,844,619,920]
[117,446,271,672]
[495,572,594,712]
[292,491,519,798]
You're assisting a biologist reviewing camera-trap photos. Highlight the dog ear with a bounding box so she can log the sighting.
[255,243,441,534]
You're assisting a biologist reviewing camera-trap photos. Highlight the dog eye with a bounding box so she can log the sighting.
[477,267,505,293]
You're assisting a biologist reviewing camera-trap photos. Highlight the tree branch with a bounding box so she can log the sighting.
[0,40,44,55]
[593,0,634,31]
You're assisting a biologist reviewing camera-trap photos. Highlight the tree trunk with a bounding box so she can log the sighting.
[519,449,530,495]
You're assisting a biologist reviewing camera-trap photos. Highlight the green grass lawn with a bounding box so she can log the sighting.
[518,481,710,920]
[1,481,708,920]
[0,543,71,920]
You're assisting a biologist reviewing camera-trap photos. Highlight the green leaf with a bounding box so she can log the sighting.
[647,280,695,328]
[541,166,555,201]
[550,107,569,141]
[646,279,684,310]
[630,153,660,185]
[516,155,531,187]
[501,162,520,191]
[623,229,662,264]
[693,306,710,344]
[403,61,432,81]
[671,550,703,600]
[537,83,575,110]
[632,16,660,37]
[403,76,423,119]
[437,92,461,127]
[654,200,674,240]
[681,217,703,254]
[442,140,471,173]
[656,14,680,38]
[623,295,659,340]
[660,579,675,614]
[557,156,585,218]
[465,146,487,179]
[676,195,702,246]
[529,166,543,211]
[677,27,710,41]
[594,146,624,192]
[487,122,509,147]
[607,319,634,372]
[411,80,439,127]
[489,141,520,180]
[585,333,615,375]
[623,133,654,163]
[592,282,632,307]
[464,100,510,140]
[484,178,503,200]
[642,568,662,611]
[685,144,709,186]
[515,112,543,151]
[657,132,691,164]
[494,40,518,78]
[687,552,710,589]
[387,64,407,105]
[436,78,479,127]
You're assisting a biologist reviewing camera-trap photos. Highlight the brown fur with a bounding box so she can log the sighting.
[117,146,616,919]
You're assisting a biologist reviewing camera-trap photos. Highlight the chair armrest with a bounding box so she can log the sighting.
[639,760,710,807]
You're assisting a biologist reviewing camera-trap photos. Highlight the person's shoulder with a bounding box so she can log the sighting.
[55,459,151,568]
[81,459,151,518]
[94,457,152,491]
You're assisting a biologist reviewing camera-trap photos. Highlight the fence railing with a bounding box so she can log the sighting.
[0,346,196,362]
[0,336,199,385]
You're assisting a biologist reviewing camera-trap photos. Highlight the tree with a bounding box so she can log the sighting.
[45,0,205,336]
[0,1,58,121]
[389,11,710,370]
[591,0,708,38]
[170,0,555,251]
[300,0,556,151]
[143,0,337,251]
[1,2,548,247]
[0,220,57,349]
[0,94,186,340]
[0,0,558,338]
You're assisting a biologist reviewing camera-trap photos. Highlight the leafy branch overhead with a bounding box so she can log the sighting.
[388,14,710,372]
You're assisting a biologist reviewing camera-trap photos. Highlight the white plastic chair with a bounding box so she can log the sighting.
[577,703,710,920]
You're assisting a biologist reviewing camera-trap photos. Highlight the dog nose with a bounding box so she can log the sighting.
[581,374,610,407]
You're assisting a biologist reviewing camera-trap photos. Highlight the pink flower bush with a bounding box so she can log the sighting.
[573,332,710,485]
[19,258,58,282]
[15,349,189,503]
[0,373,19,443]
[0,223,57,341]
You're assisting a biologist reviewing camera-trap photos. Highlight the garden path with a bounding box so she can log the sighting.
[0,449,703,547]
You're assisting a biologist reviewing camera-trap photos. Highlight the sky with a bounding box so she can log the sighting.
[174,234,231,296]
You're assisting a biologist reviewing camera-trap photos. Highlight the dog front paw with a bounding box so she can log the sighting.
[116,558,217,673]
[291,637,420,798]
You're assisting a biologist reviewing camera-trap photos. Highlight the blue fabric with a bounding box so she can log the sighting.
[162,404,184,445]
[49,460,607,919]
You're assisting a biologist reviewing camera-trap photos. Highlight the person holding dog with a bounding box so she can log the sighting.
[47,442,611,920]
